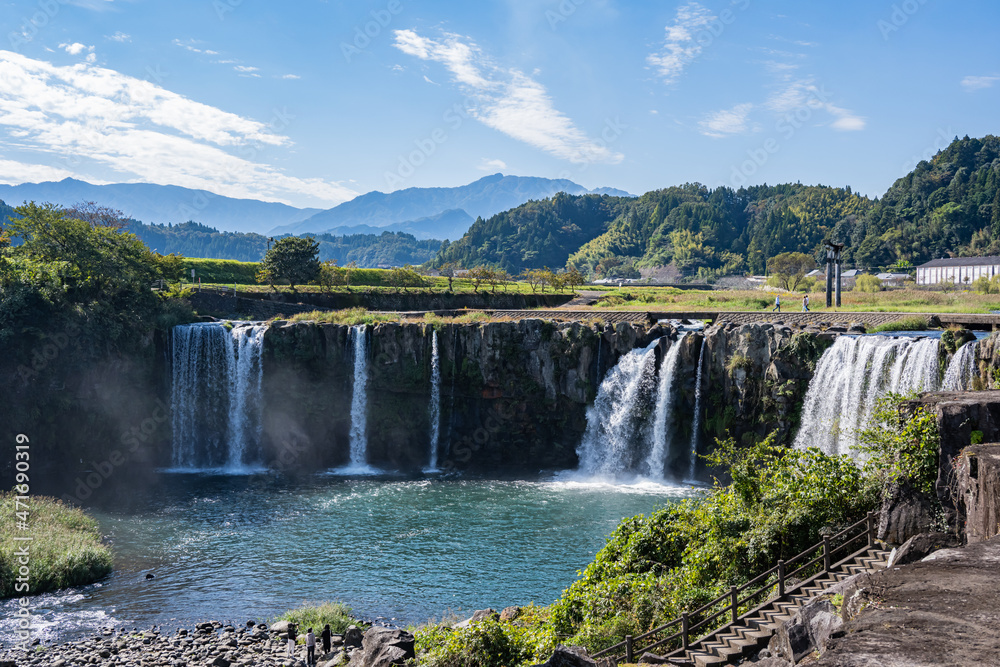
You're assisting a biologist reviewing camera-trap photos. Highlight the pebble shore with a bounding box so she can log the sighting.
[1,620,356,667]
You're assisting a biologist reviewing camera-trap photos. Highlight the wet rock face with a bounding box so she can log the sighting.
[702,323,829,448]
[259,320,659,474]
[956,444,1000,543]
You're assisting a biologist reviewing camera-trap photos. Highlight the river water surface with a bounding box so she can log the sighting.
[1,474,696,646]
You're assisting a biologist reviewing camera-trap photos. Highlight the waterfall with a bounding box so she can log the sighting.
[576,339,661,477]
[688,336,706,481]
[171,321,266,470]
[647,334,688,477]
[425,329,441,473]
[794,335,941,457]
[943,340,979,391]
[342,324,376,473]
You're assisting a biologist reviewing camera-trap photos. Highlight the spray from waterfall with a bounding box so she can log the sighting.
[425,329,442,473]
[794,335,941,457]
[170,321,267,470]
[687,337,706,481]
[943,340,979,391]
[647,334,688,477]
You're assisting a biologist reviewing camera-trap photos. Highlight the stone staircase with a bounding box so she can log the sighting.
[670,547,890,667]
[593,513,888,667]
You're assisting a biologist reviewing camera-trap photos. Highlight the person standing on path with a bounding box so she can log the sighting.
[306,628,316,666]
[802,294,809,311]
[287,623,297,658]
[321,624,332,656]
[772,295,781,312]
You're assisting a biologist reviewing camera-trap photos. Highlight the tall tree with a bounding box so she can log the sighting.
[260,236,320,291]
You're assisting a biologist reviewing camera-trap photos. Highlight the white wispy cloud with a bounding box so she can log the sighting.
[172,39,218,56]
[106,32,131,43]
[647,2,717,84]
[699,103,754,137]
[766,79,865,131]
[0,158,76,184]
[477,158,507,171]
[393,29,623,165]
[0,50,357,205]
[280,74,301,80]
[961,75,1000,92]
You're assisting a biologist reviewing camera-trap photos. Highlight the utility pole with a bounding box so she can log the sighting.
[825,242,844,308]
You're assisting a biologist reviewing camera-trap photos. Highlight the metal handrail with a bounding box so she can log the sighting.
[604,511,876,662]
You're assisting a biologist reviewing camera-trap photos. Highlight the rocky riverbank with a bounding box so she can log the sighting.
[0,620,414,667]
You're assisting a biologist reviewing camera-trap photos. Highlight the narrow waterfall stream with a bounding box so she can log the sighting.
[647,333,688,477]
[943,340,979,391]
[687,337,706,481]
[794,335,941,457]
[340,324,376,473]
[425,329,442,472]
[170,321,266,470]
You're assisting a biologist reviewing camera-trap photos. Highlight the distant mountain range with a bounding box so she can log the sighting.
[271,173,634,236]
[0,174,633,241]
[0,178,320,236]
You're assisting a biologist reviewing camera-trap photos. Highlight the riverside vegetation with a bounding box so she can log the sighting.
[0,492,112,597]
[405,394,940,667]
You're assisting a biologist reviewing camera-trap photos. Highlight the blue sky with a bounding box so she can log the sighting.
[0,0,998,209]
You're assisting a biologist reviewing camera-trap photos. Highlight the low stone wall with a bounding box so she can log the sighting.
[713,311,926,327]
[189,291,321,319]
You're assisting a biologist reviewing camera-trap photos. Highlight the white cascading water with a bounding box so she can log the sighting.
[226,324,267,468]
[942,340,979,391]
[343,324,376,472]
[687,336,706,481]
[171,321,267,469]
[647,334,688,477]
[576,339,661,477]
[425,329,441,473]
[794,335,941,457]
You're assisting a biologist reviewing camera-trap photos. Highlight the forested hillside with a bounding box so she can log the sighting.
[846,134,1000,267]
[126,221,442,267]
[430,135,1000,279]
[432,185,871,277]
[433,193,632,272]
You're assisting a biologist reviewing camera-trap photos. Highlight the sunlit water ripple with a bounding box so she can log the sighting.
[1,475,700,646]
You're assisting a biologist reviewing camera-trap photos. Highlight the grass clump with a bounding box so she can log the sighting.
[869,316,929,333]
[287,308,400,326]
[278,601,363,635]
[0,492,112,598]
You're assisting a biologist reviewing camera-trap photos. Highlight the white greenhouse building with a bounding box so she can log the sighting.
[915,256,1000,286]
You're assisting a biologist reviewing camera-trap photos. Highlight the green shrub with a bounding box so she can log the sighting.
[416,619,538,667]
[856,393,940,496]
[0,492,112,597]
[854,274,882,292]
[973,276,993,294]
[182,258,260,284]
[277,601,361,635]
